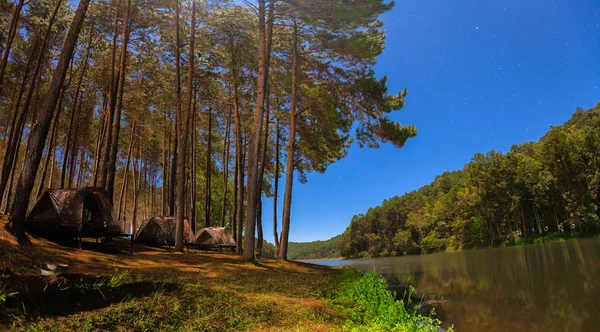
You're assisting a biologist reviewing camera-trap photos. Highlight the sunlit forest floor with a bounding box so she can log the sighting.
[0,215,348,331]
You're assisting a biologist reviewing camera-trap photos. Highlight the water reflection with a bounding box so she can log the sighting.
[308,238,600,331]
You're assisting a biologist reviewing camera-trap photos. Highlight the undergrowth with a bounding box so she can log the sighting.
[334,270,448,332]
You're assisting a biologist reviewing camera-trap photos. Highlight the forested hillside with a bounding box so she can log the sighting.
[287,235,341,260]
[339,103,600,258]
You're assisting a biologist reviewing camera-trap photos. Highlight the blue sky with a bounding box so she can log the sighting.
[261,0,600,243]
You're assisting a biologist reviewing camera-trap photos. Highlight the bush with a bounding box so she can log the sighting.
[336,271,447,332]
[420,231,446,254]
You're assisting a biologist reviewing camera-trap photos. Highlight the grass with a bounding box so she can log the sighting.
[0,215,445,331]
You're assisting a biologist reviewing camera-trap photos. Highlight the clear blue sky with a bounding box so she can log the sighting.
[261,0,600,243]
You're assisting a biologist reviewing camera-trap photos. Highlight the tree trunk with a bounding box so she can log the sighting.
[5,0,91,237]
[61,28,92,188]
[0,35,38,204]
[191,103,197,232]
[175,2,194,252]
[162,108,168,215]
[97,1,121,189]
[243,0,274,261]
[204,108,212,228]
[273,110,280,251]
[36,101,62,198]
[169,0,182,216]
[237,136,246,253]
[118,124,135,221]
[256,102,270,257]
[92,101,107,183]
[278,23,298,260]
[132,137,143,235]
[106,0,132,200]
[230,39,243,252]
[0,0,24,96]
[67,106,82,188]
[220,109,232,227]
[75,147,86,187]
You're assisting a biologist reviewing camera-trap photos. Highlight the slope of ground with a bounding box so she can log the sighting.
[0,215,348,331]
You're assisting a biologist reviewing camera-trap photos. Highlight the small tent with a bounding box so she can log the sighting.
[195,227,236,248]
[134,216,195,246]
[25,187,122,239]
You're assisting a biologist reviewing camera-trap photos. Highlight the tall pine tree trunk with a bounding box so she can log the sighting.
[36,101,62,197]
[106,0,132,199]
[278,23,298,260]
[175,2,194,251]
[169,0,182,216]
[97,1,120,188]
[220,109,232,227]
[118,124,135,220]
[204,108,212,228]
[6,0,91,237]
[61,28,92,187]
[243,0,274,261]
[256,103,270,257]
[273,112,280,251]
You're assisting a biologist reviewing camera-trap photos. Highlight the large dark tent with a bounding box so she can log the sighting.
[134,216,195,247]
[25,187,122,239]
[195,227,236,248]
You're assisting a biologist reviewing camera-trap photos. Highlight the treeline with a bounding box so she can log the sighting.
[286,235,341,260]
[339,103,600,258]
[0,0,416,260]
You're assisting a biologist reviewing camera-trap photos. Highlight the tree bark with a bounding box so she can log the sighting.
[204,108,212,228]
[61,27,93,188]
[5,0,91,237]
[169,0,182,216]
[36,100,62,198]
[118,124,135,220]
[67,99,84,187]
[106,0,132,200]
[174,1,194,252]
[161,109,168,215]
[237,136,247,253]
[256,102,270,257]
[97,0,121,189]
[243,0,275,261]
[220,108,232,227]
[132,137,143,235]
[278,23,298,260]
[273,111,280,251]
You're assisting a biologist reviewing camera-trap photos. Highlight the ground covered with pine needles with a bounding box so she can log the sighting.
[0,215,354,331]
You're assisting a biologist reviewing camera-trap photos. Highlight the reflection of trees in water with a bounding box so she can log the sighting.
[361,239,600,332]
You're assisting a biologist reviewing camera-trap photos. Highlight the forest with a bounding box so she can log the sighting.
[0,0,418,261]
[339,103,600,258]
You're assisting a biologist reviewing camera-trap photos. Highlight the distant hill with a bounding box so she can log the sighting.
[287,235,342,260]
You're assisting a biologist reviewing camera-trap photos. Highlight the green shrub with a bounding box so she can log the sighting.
[337,271,448,332]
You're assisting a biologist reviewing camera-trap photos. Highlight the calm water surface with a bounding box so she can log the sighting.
[306,238,600,332]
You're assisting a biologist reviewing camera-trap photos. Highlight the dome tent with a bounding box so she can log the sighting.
[134,216,195,247]
[195,227,236,248]
[25,187,122,239]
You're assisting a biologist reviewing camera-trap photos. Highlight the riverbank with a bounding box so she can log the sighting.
[0,216,444,331]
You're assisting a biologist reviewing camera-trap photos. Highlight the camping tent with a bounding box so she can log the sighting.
[195,227,236,247]
[25,187,122,239]
[134,216,195,246]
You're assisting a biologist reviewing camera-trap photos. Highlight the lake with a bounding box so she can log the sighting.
[306,238,600,331]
